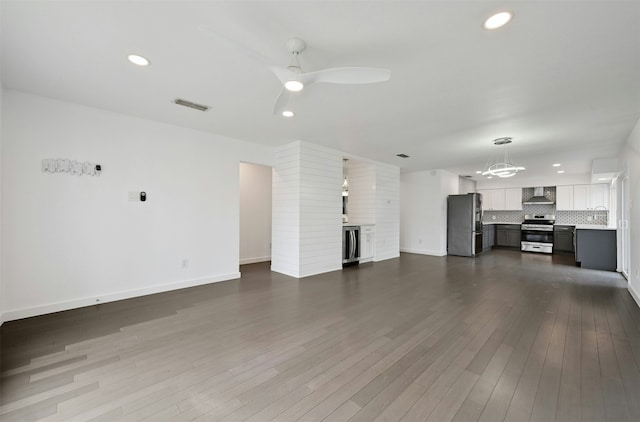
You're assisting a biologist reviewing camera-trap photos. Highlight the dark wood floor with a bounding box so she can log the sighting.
[1,250,639,421]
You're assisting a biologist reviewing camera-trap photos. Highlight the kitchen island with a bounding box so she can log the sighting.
[575,226,617,271]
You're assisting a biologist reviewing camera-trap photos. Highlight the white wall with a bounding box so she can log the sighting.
[346,160,376,224]
[0,3,4,324]
[400,169,459,256]
[375,163,401,261]
[1,90,274,321]
[621,118,640,307]
[458,176,476,194]
[0,83,3,325]
[239,162,272,265]
[271,141,343,278]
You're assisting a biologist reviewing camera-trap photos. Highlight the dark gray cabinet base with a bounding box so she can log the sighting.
[554,225,575,253]
[575,229,616,271]
[495,224,521,248]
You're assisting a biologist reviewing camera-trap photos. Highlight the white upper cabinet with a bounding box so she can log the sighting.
[556,185,574,210]
[504,188,523,210]
[556,183,609,210]
[573,185,591,210]
[490,189,505,210]
[478,188,522,211]
[588,183,609,209]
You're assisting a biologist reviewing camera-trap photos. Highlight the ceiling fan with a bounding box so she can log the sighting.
[198,26,390,116]
[270,38,391,116]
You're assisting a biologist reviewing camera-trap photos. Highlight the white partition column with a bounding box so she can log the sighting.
[374,164,400,261]
[271,141,343,278]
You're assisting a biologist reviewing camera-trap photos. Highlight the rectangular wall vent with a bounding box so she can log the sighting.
[173,98,209,112]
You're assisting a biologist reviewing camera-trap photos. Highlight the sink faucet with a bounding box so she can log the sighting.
[593,205,607,222]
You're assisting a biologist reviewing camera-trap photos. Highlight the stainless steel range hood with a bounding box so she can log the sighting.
[522,187,554,205]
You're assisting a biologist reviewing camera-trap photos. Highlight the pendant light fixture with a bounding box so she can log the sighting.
[342,158,349,196]
[482,137,525,178]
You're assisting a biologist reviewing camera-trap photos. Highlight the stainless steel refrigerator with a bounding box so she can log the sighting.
[447,193,483,257]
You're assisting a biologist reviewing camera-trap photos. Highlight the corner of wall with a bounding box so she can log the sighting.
[629,283,640,309]
[0,82,4,326]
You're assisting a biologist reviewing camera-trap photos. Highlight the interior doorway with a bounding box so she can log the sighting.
[239,162,273,265]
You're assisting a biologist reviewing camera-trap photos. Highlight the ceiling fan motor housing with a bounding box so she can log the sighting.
[286,38,306,55]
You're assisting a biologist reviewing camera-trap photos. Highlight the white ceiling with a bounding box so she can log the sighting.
[2,1,639,181]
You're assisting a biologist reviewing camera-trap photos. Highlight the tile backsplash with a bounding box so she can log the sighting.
[483,208,609,225]
[556,210,608,225]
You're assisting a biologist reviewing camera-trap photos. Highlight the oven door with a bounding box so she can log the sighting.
[521,229,553,244]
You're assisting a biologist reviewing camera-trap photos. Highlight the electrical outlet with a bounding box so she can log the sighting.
[418,239,422,245]
[182,259,189,269]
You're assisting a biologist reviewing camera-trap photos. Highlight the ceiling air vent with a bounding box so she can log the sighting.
[396,153,410,158]
[173,98,209,112]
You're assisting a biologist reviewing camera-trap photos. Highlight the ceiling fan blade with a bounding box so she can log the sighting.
[199,25,297,87]
[198,24,279,68]
[300,67,391,86]
[269,65,297,84]
[273,88,294,115]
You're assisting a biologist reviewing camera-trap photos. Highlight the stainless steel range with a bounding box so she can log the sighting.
[521,214,555,254]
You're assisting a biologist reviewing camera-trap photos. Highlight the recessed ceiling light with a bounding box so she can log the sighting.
[598,177,611,181]
[557,170,565,174]
[552,163,561,167]
[483,11,514,30]
[487,176,493,179]
[282,110,294,117]
[284,80,304,92]
[127,54,150,66]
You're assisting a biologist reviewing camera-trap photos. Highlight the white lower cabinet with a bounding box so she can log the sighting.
[360,225,375,262]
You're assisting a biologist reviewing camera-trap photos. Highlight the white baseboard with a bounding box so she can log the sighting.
[400,248,447,257]
[374,252,401,262]
[239,256,271,265]
[1,272,241,323]
[629,283,640,309]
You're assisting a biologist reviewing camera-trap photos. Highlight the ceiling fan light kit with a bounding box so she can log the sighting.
[284,80,304,92]
[482,137,525,178]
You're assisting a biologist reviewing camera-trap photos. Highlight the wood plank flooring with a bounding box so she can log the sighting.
[1,250,639,421]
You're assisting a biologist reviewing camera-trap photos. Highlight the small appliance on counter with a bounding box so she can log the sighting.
[447,193,483,257]
[521,214,555,253]
[342,225,360,266]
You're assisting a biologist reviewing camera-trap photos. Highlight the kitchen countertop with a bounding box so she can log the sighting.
[483,222,522,225]
[343,223,375,226]
[574,224,616,230]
